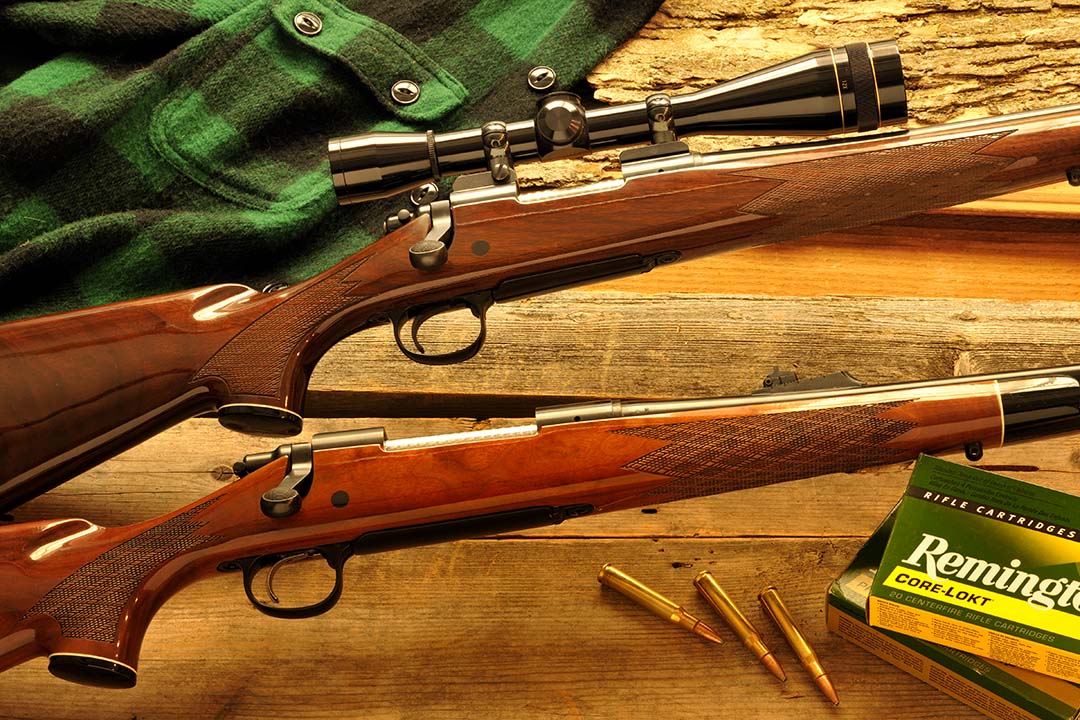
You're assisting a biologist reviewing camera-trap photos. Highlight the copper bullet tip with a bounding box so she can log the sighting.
[693,621,725,645]
[762,652,786,682]
[815,674,840,706]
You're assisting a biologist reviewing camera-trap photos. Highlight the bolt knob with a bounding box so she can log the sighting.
[261,486,302,518]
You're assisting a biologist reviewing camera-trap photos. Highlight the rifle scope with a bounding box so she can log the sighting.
[329,39,906,205]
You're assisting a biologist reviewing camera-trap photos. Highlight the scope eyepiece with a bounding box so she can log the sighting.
[329,39,906,205]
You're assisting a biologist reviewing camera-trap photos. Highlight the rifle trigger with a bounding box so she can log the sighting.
[265,549,321,604]
[239,542,353,620]
[408,304,448,355]
[389,291,494,366]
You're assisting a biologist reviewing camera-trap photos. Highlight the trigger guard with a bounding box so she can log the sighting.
[390,292,493,366]
[239,544,352,619]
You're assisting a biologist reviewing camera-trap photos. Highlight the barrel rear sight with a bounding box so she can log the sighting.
[328,39,906,209]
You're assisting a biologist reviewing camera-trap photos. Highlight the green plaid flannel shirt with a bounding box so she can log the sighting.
[0,0,661,320]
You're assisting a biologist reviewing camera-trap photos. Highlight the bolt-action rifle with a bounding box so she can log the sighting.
[2,40,1079,511]
[1,365,1079,687]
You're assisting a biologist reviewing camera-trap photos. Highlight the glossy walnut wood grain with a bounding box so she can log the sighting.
[3,104,1080,511]
[0,378,1008,684]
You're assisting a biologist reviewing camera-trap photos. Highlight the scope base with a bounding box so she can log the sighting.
[620,141,691,165]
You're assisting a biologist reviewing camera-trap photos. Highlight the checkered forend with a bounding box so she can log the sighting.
[612,401,917,502]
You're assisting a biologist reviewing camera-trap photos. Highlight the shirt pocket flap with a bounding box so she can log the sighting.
[148,0,468,211]
[269,0,467,123]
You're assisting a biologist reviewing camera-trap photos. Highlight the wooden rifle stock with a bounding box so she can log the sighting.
[1,366,1079,687]
[3,104,1080,511]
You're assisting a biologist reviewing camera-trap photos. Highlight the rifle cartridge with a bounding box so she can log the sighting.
[759,585,839,705]
[694,571,786,681]
[598,564,724,644]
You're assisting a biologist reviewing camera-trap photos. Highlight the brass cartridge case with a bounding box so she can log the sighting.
[694,571,785,680]
[598,564,723,644]
[759,585,839,705]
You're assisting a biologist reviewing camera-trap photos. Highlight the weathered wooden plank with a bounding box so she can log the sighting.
[0,538,985,720]
[581,207,1080,300]
[301,292,1080,417]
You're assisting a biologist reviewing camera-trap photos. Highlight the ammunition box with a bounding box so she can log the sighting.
[868,456,1080,684]
[830,502,1080,720]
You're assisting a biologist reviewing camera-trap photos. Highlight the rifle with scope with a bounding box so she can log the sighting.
[1,363,1079,688]
[1,40,1078,513]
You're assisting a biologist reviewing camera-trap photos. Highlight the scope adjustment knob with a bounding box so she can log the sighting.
[534,92,589,160]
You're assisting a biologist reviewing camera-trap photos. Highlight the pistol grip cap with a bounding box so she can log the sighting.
[49,653,137,689]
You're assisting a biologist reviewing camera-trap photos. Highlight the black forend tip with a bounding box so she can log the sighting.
[48,654,137,689]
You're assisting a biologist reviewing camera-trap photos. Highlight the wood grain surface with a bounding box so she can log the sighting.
[4,3,1080,719]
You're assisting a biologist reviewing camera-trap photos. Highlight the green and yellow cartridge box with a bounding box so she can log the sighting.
[869,455,1080,683]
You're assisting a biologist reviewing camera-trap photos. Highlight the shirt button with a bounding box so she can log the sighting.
[293,11,322,36]
[391,80,421,105]
[527,66,557,91]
